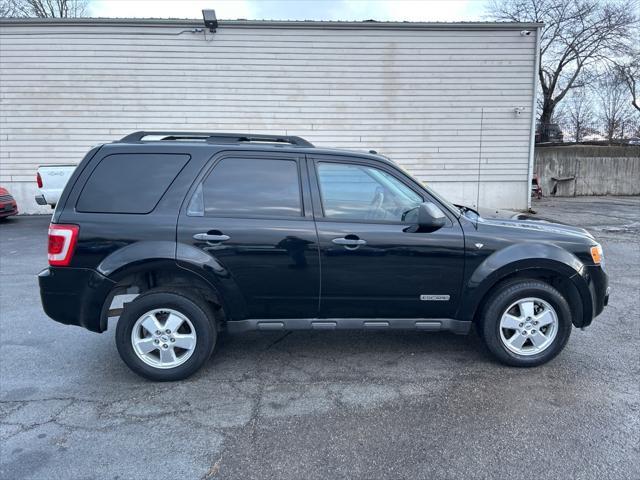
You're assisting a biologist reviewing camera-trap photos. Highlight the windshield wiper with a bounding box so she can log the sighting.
[454,204,480,218]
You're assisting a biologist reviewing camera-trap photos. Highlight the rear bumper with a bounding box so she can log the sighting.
[38,267,115,333]
[35,194,48,206]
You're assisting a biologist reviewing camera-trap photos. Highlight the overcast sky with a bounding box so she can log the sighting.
[89,0,488,22]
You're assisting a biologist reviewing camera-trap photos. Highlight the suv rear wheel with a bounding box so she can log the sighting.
[115,289,216,381]
[480,279,572,367]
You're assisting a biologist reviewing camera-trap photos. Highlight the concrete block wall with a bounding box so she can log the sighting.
[534,145,640,197]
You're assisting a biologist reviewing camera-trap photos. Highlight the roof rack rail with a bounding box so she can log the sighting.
[119,131,314,148]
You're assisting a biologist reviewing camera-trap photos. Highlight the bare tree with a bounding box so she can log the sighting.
[614,53,640,112]
[487,0,638,141]
[0,0,21,16]
[0,0,88,17]
[564,88,595,142]
[597,69,634,142]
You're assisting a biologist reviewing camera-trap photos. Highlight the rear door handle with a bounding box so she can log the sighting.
[193,233,230,242]
[332,237,367,246]
[332,237,367,248]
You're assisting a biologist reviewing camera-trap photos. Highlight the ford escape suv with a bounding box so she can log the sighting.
[39,131,609,381]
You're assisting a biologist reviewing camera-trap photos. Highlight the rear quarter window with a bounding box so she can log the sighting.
[76,153,190,214]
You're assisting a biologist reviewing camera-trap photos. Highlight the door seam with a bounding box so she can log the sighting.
[304,155,322,315]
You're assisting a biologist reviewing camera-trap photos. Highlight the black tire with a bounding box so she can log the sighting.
[480,279,572,367]
[474,318,485,339]
[115,288,217,381]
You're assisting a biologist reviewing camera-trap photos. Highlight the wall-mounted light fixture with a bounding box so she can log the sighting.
[202,9,218,33]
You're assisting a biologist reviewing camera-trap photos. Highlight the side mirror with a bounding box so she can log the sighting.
[417,202,446,231]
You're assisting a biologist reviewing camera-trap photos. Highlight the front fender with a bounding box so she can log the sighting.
[459,242,590,322]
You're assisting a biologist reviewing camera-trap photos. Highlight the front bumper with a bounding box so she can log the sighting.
[578,264,609,327]
[0,201,17,218]
[38,267,115,333]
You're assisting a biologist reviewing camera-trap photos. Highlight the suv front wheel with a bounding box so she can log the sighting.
[480,279,572,367]
[115,289,217,381]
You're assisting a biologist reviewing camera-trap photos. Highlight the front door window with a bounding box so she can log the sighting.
[316,162,423,223]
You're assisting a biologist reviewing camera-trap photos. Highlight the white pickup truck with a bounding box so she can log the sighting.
[35,165,76,208]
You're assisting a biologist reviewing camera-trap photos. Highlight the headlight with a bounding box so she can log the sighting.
[590,243,603,265]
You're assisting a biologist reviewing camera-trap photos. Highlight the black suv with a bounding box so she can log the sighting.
[39,132,609,381]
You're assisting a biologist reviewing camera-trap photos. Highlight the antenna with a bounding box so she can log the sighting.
[476,107,484,210]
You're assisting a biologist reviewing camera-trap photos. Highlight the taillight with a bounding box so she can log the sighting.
[36,172,43,188]
[48,224,79,267]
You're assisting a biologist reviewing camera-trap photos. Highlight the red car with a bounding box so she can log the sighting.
[0,187,18,219]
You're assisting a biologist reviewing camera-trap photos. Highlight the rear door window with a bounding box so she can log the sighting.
[76,153,190,214]
[191,157,302,218]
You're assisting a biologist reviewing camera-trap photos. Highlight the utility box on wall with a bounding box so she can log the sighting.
[0,18,540,213]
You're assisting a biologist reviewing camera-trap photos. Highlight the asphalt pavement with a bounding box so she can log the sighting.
[1,196,638,480]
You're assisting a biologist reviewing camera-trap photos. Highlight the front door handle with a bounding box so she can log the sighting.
[193,233,230,242]
[332,237,367,249]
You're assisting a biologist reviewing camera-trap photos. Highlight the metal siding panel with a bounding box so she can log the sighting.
[0,23,535,210]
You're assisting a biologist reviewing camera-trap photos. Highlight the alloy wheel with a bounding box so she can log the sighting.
[130,308,197,369]
[499,297,558,356]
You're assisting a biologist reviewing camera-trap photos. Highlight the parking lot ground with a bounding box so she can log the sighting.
[1,195,639,480]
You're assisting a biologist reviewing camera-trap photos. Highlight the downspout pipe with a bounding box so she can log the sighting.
[527,25,542,210]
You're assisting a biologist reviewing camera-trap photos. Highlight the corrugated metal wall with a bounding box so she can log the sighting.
[0,20,538,213]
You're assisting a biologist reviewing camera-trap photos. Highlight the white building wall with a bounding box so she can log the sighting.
[0,19,539,214]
